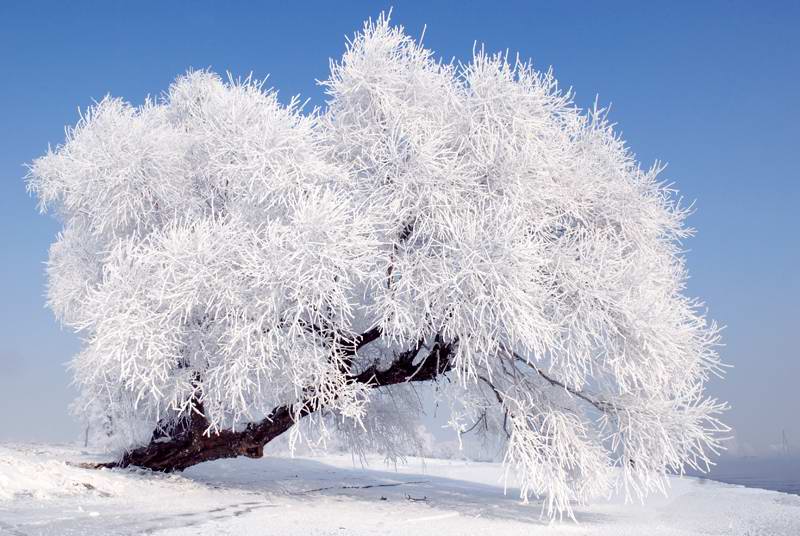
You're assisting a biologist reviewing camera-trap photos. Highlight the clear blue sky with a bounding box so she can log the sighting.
[1,1,797,455]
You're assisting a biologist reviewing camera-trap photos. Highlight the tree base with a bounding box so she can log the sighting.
[87,338,453,473]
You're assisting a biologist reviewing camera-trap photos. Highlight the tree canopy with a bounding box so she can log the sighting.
[28,14,726,519]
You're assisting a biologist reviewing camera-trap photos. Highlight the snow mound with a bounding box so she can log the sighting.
[0,454,96,501]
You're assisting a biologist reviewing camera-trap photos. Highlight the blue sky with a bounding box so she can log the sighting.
[0,1,797,455]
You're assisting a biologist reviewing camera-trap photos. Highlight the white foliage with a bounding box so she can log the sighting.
[28,13,727,520]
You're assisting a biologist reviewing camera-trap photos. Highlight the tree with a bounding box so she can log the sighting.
[28,14,726,519]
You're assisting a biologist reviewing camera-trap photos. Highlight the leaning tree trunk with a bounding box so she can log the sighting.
[92,335,454,472]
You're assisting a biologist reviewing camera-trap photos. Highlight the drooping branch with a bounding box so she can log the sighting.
[477,374,511,439]
[511,352,614,413]
[98,329,455,472]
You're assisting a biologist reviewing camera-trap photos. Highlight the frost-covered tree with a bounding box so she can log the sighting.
[28,15,726,519]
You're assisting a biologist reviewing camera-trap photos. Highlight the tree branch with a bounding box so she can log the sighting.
[512,352,614,413]
[100,328,455,472]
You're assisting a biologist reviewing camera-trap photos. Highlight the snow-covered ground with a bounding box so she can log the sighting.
[1,443,799,535]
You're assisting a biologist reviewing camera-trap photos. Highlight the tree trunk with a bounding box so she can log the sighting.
[93,335,454,472]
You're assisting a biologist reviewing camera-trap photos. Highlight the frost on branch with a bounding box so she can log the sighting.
[28,13,726,520]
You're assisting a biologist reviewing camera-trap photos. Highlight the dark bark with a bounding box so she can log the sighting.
[94,331,454,472]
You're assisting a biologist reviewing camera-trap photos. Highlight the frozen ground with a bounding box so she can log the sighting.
[1,443,799,535]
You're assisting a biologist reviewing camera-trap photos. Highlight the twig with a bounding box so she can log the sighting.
[298,480,429,494]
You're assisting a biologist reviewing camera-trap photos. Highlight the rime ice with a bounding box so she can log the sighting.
[27,14,727,519]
